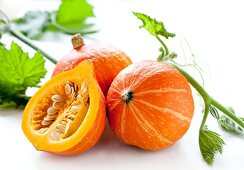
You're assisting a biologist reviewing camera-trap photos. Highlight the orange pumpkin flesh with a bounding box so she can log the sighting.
[52,34,132,95]
[106,61,194,150]
[22,60,106,155]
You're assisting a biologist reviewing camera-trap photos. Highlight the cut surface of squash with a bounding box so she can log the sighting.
[22,60,106,155]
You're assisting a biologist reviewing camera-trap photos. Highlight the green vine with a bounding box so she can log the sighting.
[0,10,57,64]
[134,12,244,165]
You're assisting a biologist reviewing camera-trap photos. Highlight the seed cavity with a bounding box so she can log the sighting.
[49,82,89,142]
[32,80,90,139]
[40,95,66,128]
[65,81,79,96]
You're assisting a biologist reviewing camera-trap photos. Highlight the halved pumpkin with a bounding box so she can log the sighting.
[22,60,106,155]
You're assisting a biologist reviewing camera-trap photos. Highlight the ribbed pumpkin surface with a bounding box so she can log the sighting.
[106,61,194,150]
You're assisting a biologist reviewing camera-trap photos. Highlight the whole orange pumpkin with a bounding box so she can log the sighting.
[52,34,132,95]
[106,60,194,150]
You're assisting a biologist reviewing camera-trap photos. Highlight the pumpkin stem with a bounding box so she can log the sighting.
[121,89,134,104]
[72,34,85,49]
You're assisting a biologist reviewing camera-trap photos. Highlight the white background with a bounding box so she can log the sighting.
[0,0,244,170]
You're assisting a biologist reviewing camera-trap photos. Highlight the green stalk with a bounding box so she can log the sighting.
[168,62,244,128]
[154,34,244,129]
[156,35,169,55]
[169,63,209,100]
[9,27,57,64]
[52,23,98,36]
[1,10,57,64]
[211,98,244,127]
[200,99,211,129]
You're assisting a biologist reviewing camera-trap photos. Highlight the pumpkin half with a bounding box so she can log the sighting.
[52,34,132,95]
[22,60,106,155]
[106,61,194,150]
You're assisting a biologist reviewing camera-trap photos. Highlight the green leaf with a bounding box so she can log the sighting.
[56,0,95,30]
[13,11,51,39]
[199,126,225,166]
[0,33,4,47]
[133,12,175,39]
[50,12,97,35]
[0,42,46,107]
[13,0,97,39]
[133,12,175,59]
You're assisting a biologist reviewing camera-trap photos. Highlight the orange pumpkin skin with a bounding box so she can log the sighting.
[106,61,194,150]
[52,41,132,96]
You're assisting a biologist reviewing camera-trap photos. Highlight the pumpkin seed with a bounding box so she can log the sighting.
[70,86,75,96]
[65,83,72,95]
[46,114,57,120]
[44,116,52,121]
[77,94,82,100]
[74,83,78,93]
[66,81,73,86]
[51,95,65,102]
[47,106,58,114]
[72,105,80,110]
[56,124,66,133]
[39,128,48,134]
[60,120,67,125]
[50,131,61,141]
[41,120,52,126]
[81,82,88,94]
[54,128,62,134]
[53,101,65,109]
[48,111,58,117]
[65,123,70,133]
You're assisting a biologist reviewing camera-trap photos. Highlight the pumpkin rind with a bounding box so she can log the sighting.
[22,60,106,155]
[106,61,194,150]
